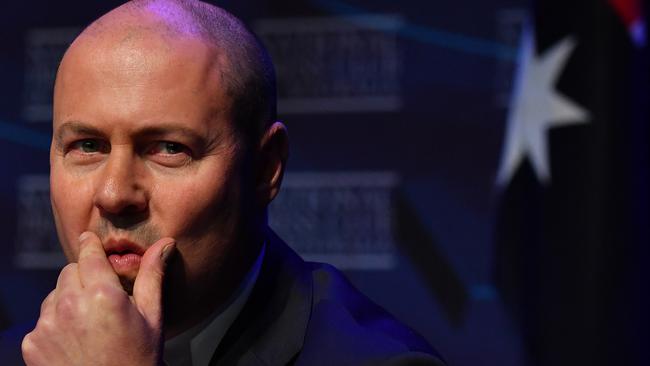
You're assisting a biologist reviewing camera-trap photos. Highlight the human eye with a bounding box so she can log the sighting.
[149,141,191,155]
[62,138,109,165]
[68,139,108,154]
[147,141,193,167]
[160,142,185,154]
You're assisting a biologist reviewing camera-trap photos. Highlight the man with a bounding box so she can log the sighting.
[19,0,445,365]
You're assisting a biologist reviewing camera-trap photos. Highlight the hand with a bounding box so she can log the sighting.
[21,232,175,366]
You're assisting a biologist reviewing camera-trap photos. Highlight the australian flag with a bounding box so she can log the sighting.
[494,1,648,365]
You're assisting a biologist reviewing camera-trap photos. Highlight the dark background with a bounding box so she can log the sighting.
[0,1,647,365]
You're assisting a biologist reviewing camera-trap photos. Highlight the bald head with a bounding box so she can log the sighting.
[59,0,276,145]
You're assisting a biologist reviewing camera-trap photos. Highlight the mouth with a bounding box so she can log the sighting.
[103,238,146,275]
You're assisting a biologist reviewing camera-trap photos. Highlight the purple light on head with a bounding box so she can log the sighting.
[141,0,202,37]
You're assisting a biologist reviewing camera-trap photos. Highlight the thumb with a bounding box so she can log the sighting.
[132,237,175,329]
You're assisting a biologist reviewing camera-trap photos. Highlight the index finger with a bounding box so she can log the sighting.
[77,231,122,289]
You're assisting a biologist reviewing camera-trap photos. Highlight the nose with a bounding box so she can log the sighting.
[93,148,148,215]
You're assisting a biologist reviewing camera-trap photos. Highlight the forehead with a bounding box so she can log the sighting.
[53,25,232,133]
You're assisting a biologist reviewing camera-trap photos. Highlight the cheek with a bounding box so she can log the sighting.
[50,168,95,261]
[151,175,242,290]
[151,174,239,238]
[149,154,245,235]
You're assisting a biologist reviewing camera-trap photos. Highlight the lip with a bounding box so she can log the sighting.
[103,238,146,273]
[103,238,146,256]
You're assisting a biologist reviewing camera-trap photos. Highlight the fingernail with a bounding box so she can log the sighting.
[161,243,175,263]
[78,231,91,243]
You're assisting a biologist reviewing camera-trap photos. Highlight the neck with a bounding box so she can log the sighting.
[162,228,264,340]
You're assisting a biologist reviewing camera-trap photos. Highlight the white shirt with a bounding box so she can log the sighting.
[163,244,266,366]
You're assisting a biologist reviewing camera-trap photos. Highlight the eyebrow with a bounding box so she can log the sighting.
[133,124,206,143]
[54,121,104,147]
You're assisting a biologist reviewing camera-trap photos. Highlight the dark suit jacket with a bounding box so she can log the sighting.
[209,229,446,365]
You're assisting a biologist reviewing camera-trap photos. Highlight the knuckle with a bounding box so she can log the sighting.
[89,284,123,308]
[21,331,33,347]
[40,291,55,313]
[56,263,79,287]
[59,263,78,278]
[55,292,80,319]
[62,262,78,272]
[35,316,55,333]
[21,332,37,358]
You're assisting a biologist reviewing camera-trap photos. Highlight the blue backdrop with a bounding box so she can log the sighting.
[1,1,647,365]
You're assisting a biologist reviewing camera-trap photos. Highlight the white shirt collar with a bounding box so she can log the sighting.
[164,243,266,366]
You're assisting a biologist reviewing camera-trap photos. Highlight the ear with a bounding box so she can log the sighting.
[256,121,289,207]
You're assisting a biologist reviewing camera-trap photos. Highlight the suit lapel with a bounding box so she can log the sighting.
[210,229,313,365]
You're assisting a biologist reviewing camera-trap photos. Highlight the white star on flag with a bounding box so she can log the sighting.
[497,25,590,186]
